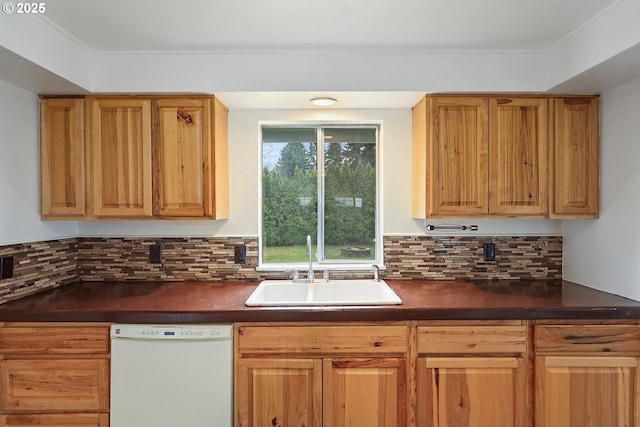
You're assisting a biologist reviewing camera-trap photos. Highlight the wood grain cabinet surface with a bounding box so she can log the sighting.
[412,93,599,219]
[489,97,548,217]
[551,97,600,218]
[412,96,489,217]
[0,323,111,427]
[90,98,153,218]
[40,94,229,220]
[534,322,640,427]
[234,323,409,427]
[416,321,529,427]
[40,98,88,220]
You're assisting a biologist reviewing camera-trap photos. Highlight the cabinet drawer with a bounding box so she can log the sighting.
[0,413,109,427]
[237,325,408,354]
[535,325,640,354]
[0,359,109,412]
[0,327,109,355]
[417,325,527,354]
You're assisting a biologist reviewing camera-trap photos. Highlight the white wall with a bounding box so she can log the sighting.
[563,75,640,301]
[0,79,78,245]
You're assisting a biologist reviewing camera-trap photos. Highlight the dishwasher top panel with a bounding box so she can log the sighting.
[110,323,233,340]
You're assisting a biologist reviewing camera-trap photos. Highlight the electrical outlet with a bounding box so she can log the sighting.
[483,243,496,261]
[0,256,14,279]
[149,244,162,264]
[234,244,246,264]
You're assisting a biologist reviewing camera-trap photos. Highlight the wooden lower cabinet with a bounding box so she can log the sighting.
[417,356,526,427]
[236,356,406,427]
[535,356,638,427]
[0,323,110,427]
[0,359,109,412]
[416,322,529,427]
[534,323,640,427]
[236,358,322,427]
[323,358,407,427]
[0,413,109,427]
[235,323,409,427]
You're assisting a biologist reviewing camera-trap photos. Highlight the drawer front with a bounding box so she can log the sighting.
[535,325,640,354]
[0,327,109,355]
[417,325,527,354]
[0,413,109,427]
[237,325,408,354]
[0,359,109,412]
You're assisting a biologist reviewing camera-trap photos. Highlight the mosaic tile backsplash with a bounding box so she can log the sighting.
[0,235,562,304]
[0,239,78,304]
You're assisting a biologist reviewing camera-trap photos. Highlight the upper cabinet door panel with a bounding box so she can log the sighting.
[91,99,153,218]
[430,97,489,217]
[153,98,211,217]
[40,98,87,219]
[489,98,549,217]
[552,97,599,218]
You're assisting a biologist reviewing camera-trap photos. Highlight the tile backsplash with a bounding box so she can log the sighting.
[0,239,78,304]
[0,235,562,304]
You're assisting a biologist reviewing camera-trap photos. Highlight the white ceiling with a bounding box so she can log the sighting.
[3,0,638,108]
[42,0,617,52]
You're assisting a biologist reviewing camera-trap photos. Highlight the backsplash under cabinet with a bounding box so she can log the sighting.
[0,235,561,304]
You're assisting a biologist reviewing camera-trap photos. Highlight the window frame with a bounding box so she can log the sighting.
[257,120,384,272]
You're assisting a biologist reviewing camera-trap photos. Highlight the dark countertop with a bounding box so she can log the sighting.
[1,280,640,323]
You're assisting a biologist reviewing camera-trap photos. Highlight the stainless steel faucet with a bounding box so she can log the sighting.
[306,235,314,282]
[372,264,380,282]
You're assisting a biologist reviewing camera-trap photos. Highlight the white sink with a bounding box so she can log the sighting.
[245,279,402,306]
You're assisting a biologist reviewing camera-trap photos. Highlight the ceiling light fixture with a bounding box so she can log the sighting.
[309,97,337,107]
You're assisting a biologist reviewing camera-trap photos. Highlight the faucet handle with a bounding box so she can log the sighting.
[285,269,300,282]
[322,269,330,281]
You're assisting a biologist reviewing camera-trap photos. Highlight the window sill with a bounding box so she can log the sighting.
[256,262,386,273]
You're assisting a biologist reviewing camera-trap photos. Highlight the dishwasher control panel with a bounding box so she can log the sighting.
[111,324,233,340]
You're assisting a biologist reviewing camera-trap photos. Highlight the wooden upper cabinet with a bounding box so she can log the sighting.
[155,96,229,219]
[413,94,598,219]
[412,96,489,217]
[40,95,229,220]
[489,97,549,217]
[90,99,153,218]
[40,98,87,219]
[551,97,599,218]
[152,98,213,218]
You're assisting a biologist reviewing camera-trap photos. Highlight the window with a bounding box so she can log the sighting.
[260,124,380,267]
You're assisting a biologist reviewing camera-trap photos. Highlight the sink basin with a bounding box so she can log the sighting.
[245,280,402,306]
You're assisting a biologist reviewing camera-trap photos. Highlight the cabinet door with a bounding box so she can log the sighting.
[414,96,489,217]
[90,99,153,217]
[153,98,212,217]
[0,359,109,412]
[235,358,322,427]
[489,98,549,216]
[40,98,87,219]
[323,358,407,427]
[417,357,527,427]
[551,97,599,218]
[0,413,108,427]
[536,356,639,427]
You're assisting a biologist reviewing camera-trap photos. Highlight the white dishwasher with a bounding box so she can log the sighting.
[110,324,233,427]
